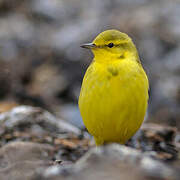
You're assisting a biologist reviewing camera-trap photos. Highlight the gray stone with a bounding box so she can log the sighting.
[0,141,54,180]
[35,144,180,180]
[0,106,80,135]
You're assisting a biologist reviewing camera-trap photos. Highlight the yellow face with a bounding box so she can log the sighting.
[81,29,138,62]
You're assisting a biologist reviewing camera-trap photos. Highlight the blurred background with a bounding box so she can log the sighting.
[0,0,180,129]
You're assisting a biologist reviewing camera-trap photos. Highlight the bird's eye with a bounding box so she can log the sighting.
[107,43,114,48]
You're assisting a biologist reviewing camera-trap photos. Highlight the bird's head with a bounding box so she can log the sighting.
[81,29,139,63]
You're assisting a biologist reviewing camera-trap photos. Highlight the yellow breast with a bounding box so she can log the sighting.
[79,59,149,145]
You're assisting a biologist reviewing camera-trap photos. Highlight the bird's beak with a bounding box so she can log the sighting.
[80,43,96,49]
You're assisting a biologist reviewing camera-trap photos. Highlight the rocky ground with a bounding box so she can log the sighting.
[0,0,180,179]
[0,106,179,180]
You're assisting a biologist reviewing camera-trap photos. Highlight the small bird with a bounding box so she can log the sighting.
[79,30,149,146]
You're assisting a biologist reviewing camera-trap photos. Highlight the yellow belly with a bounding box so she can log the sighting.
[79,60,149,145]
